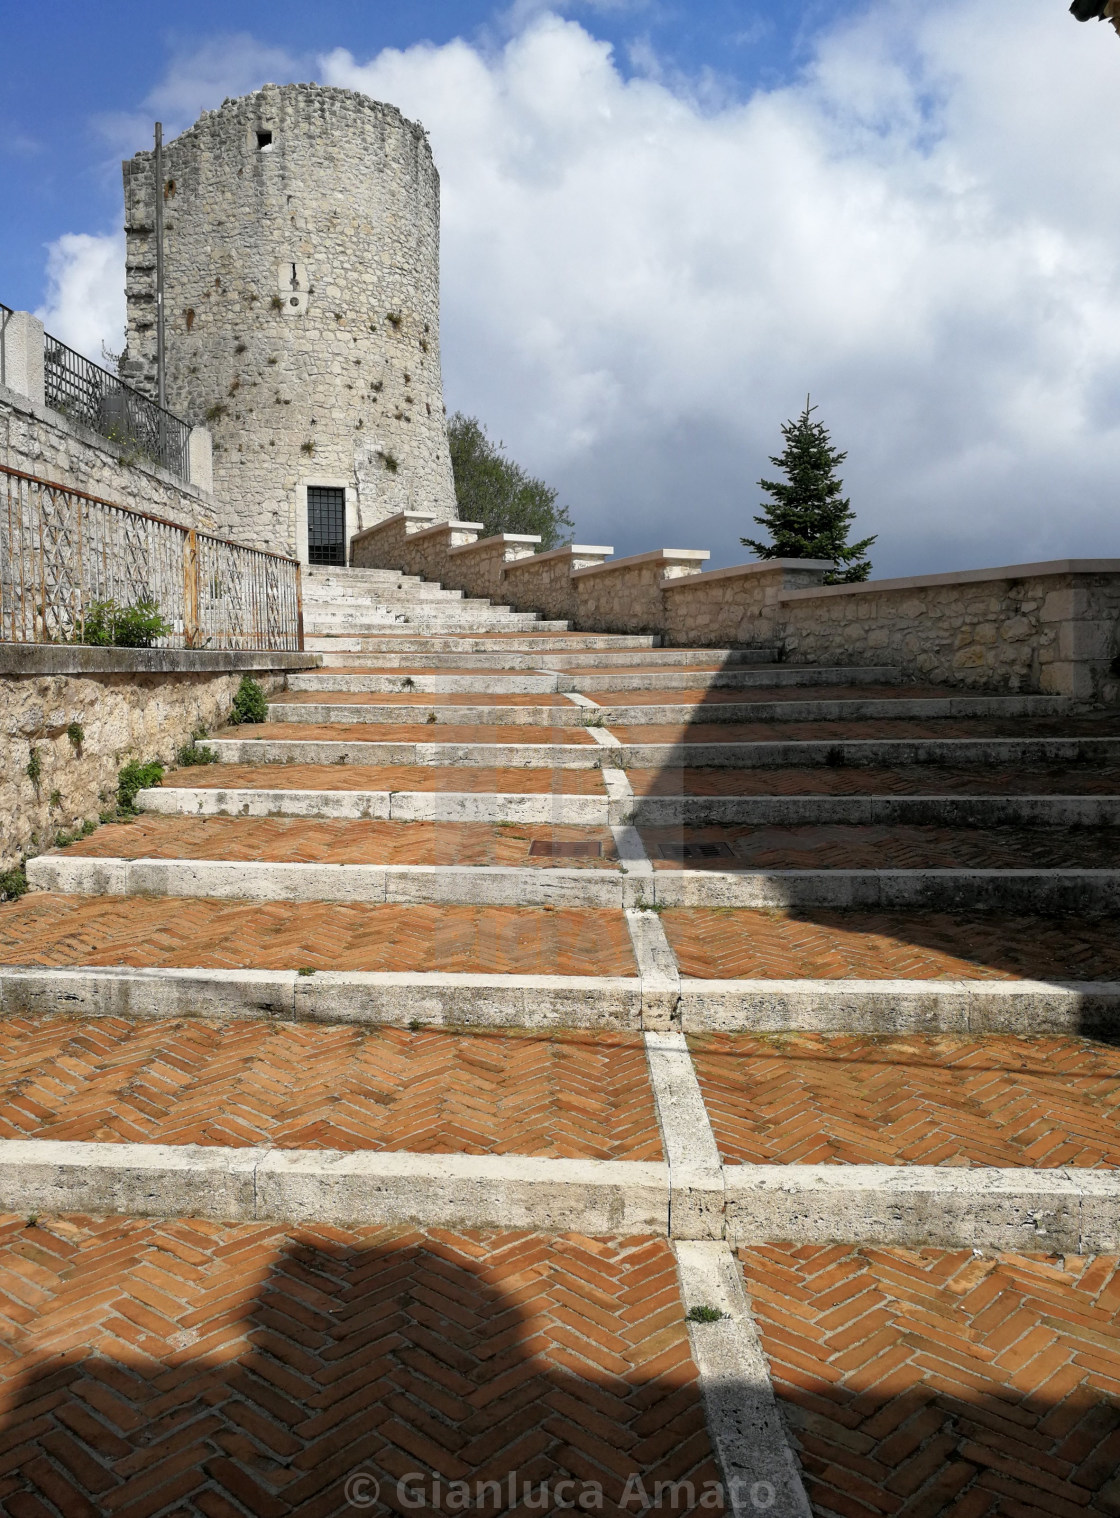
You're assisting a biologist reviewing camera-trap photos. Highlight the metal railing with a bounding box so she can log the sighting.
[40,329,192,482]
[0,465,303,650]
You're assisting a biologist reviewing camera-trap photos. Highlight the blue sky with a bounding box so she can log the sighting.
[3,0,1119,575]
[0,1,841,311]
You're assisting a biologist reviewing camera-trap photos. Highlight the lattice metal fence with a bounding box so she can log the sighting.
[0,465,303,650]
[41,330,191,482]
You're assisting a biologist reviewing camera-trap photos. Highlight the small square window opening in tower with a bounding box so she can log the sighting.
[257,131,274,151]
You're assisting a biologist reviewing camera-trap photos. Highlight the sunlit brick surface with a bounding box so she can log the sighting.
[231,722,598,744]
[0,1021,661,1158]
[740,1245,1120,1518]
[273,690,577,708]
[168,765,609,793]
[53,816,620,868]
[0,896,637,975]
[692,1033,1120,1168]
[662,908,1120,981]
[0,1220,722,1515]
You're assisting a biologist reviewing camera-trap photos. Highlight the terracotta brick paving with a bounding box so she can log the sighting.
[273,690,576,708]
[54,816,620,868]
[167,765,608,794]
[626,765,1120,797]
[229,722,598,745]
[662,907,1120,981]
[691,1032,1120,1168]
[599,684,957,708]
[640,822,1120,870]
[0,896,637,975]
[0,1218,722,1515]
[0,1020,660,1158]
[613,716,1120,745]
[740,1244,1120,1518]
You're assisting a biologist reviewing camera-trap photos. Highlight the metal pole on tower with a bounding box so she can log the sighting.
[154,122,166,412]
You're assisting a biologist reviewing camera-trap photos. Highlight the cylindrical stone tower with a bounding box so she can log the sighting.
[121,83,457,560]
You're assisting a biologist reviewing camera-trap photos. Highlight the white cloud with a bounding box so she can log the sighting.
[41,2,1120,573]
[35,233,126,366]
[322,1,1120,573]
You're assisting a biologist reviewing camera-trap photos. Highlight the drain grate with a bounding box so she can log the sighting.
[658,841,735,861]
[529,840,603,858]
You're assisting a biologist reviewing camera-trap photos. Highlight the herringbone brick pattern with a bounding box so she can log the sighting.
[740,1244,1120,1518]
[662,907,1120,981]
[54,816,620,868]
[0,896,637,975]
[168,765,608,794]
[640,822,1120,870]
[0,1218,722,1515]
[233,722,597,744]
[627,765,1120,797]
[0,1020,661,1157]
[613,716,1120,744]
[691,1032,1120,1168]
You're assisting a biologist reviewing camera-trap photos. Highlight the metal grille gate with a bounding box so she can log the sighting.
[307,486,346,566]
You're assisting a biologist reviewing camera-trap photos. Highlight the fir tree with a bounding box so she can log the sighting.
[742,399,875,584]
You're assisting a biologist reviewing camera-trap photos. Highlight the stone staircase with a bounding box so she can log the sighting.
[301,564,574,645]
[3,567,1120,1514]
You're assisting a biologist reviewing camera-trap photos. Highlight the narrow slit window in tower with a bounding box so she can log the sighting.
[307,487,346,566]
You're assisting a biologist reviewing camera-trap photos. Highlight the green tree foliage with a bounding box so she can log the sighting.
[742,399,876,584]
[448,413,574,550]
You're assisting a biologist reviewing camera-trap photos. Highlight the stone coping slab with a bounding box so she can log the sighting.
[0,644,320,675]
[776,556,1120,603]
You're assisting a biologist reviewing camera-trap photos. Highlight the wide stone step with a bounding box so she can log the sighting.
[281,664,904,695]
[312,646,781,670]
[140,781,1120,830]
[264,691,1071,729]
[307,633,662,652]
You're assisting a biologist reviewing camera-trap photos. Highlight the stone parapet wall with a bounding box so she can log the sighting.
[776,564,1120,703]
[396,520,487,585]
[662,561,834,646]
[348,513,1120,700]
[446,535,540,602]
[499,546,614,622]
[0,650,313,870]
[571,551,709,634]
[1,383,218,535]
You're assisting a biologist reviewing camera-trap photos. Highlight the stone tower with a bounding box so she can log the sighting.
[121,83,457,561]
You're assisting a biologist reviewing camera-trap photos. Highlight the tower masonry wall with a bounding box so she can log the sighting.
[122,83,457,559]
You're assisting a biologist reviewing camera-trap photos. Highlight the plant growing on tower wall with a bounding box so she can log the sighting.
[743,399,876,584]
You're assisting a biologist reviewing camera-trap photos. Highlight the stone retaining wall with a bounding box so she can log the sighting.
[1,382,218,534]
[0,649,315,871]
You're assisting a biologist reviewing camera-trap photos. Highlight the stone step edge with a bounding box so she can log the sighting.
[1,965,1117,1036]
[27,855,1120,911]
[204,736,1120,770]
[1,1140,1118,1252]
[139,787,1120,827]
[264,695,1073,727]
